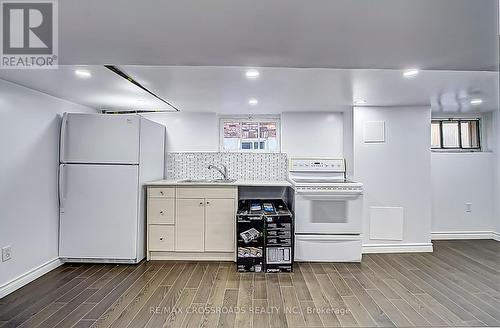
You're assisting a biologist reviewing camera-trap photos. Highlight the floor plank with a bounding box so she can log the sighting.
[2,240,499,328]
[365,289,412,327]
[281,286,306,327]
[192,263,219,304]
[341,296,376,327]
[17,302,66,328]
[342,277,395,327]
[266,274,288,328]
[254,273,268,300]
[299,263,341,327]
[315,273,357,327]
[143,263,196,328]
[235,273,253,328]
[199,265,229,328]
[217,289,238,328]
[383,278,448,326]
[89,262,164,328]
[253,299,271,328]
[106,263,174,328]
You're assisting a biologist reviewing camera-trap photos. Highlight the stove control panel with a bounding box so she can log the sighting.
[289,158,345,172]
[296,186,363,192]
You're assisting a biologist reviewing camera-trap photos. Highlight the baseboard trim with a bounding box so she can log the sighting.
[0,258,63,299]
[492,232,500,242]
[362,243,433,254]
[431,231,496,240]
[149,251,235,261]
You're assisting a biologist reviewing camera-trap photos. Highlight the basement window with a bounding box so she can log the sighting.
[220,117,280,152]
[431,119,481,151]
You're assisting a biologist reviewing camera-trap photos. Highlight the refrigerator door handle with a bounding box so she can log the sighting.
[60,113,68,162]
[59,164,65,209]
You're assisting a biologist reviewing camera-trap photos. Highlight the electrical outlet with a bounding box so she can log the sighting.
[2,246,12,262]
[465,203,472,213]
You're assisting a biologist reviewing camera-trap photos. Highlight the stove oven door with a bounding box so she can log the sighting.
[294,192,363,234]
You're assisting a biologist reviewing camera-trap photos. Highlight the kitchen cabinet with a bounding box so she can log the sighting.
[205,198,235,252]
[149,225,175,251]
[147,198,175,224]
[175,198,205,252]
[146,185,237,260]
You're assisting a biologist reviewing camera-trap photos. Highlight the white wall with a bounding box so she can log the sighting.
[141,112,219,152]
[142,111,347,160]
[494,106,500,237]
[430,112,497,238]
[354,106,432,249]
[281,112,344,158]
[431,153,495,233]
[343,109,354,177]
[0,79,95,294]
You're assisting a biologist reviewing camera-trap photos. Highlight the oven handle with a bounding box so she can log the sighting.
[295,193,362,200]
[296,235,361,242]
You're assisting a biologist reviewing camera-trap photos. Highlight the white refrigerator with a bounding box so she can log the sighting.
[59,113,165,263]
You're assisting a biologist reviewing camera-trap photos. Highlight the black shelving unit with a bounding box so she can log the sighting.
[236,199,293,273]
[236,200,265,272]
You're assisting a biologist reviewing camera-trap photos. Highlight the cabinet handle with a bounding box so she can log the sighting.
[160,211,164,215]
[206,201,210,205]
[199,201,204,205]
[159,237,164,241]
[160,191,164,195]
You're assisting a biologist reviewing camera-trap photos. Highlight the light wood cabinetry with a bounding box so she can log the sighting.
[149,225,175,251]
[147,198,175,224]
[146,185,237,261]
[175,198,205,252]
[204,198,235,252]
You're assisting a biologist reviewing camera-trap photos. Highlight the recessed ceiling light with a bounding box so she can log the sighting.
[248,98,258,106]
[245,69,260,79]
[403,69,419,78]
[354,99,367,105]
[470,98,483,105]
[75,69,91,78]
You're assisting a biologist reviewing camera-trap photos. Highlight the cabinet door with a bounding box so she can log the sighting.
[149,225,175,251]
[205,198,235,252]
[175,198,205,252]
[148,198,175,224]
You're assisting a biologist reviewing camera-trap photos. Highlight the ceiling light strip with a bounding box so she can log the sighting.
[104,65,180,112]
[102,109,177,114]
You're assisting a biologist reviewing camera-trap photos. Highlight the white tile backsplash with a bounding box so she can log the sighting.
[166,152,288,181]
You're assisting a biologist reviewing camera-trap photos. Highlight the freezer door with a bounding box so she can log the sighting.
[60,113,140,164]
[59,164,139,260]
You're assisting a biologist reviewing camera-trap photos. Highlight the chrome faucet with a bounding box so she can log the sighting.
[208,164,228,180]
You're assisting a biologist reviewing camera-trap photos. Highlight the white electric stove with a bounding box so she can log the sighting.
[288,158,364,262]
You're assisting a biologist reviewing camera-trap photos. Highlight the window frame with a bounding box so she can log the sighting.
[219,115,281,153]
[431,118,481,152]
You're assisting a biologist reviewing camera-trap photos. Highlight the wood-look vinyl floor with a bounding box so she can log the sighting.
[1,240,499,328]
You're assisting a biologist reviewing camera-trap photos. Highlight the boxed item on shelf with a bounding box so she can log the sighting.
[236,199,293,273]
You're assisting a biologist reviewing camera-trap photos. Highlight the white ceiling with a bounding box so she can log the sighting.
[0,66,172,111]
[58,0,498,71]
[1,66,497,113]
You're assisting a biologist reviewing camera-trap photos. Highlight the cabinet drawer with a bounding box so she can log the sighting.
[176,187,236,199]
[148,198,174,224]
[149,225,174,251]
[148,187,175,198]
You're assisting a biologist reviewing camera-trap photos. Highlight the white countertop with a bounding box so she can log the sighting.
[145,179,292,187]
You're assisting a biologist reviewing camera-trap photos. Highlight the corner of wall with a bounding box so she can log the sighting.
[0,79,94,297]
[0,258,62,299]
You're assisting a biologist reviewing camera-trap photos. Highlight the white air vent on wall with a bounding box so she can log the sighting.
[369,206,404,240]
[363,121,385,143]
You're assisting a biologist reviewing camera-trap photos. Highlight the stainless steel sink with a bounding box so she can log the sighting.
[177,178,236,183]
